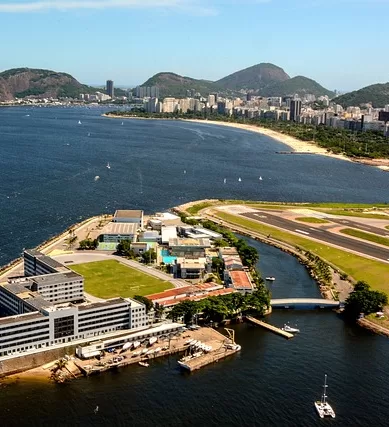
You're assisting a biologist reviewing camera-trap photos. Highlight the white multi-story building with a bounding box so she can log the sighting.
[0,250,148,358]
[163,98,177,113]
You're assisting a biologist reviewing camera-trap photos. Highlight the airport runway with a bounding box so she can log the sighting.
[241,211,389,262]
[324,217,389,237]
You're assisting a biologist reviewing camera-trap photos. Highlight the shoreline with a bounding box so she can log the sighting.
[103,114,389,171]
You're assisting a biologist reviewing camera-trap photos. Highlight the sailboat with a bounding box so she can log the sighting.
[183,170,186,174]
[121,122,124,125]
[223,178,227,184]
[314,374,335,418]
[106,162,111,170]
[88,132,91,137]
[259,176,263,181]
[78,120,82,125]
[238,177,242,182]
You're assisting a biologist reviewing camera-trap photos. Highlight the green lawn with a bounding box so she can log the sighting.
[187,201,216,215]
[214,211,389,293]
[70,260,173,299]
[295,217,329,224]
[340,228,389,247]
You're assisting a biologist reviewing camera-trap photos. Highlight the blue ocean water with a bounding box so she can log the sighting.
[0,106,389,426]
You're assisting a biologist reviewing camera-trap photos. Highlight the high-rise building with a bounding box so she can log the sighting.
[136,86,159,99]
[106,80,114,98]
[290,99,302,122]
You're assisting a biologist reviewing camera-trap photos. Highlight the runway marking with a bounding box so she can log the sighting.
[254,214,267,218]
[295,229,310,235]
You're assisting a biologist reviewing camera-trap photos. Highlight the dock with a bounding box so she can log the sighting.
[246,316,294,339]
[73,327,237,378]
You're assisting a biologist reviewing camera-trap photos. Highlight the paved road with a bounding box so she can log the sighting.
[325,217,389,237]
[54,252,190,289]
[242,211,389,263]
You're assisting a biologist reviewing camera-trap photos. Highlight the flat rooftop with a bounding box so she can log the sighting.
[78,298,128,311]
[169,238,211,247]
[158,288,236,307]
[0,311,46,327]
[31,271,83,286]
[101,222,138,235]
[114,210,143,218]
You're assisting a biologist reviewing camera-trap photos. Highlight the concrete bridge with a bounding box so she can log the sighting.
[270,298,340,309]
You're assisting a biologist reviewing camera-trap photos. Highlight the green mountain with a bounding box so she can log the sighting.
[141,72,225,98]
[332,83,389,108]
[215,63,290,91]
[142,64,334,99]
[0,68,113,101]
[262,76,335,98]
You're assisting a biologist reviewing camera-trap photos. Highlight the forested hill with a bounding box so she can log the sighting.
[333,83,389,108]
[0,68,104,101]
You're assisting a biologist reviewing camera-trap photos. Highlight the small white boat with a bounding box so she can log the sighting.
[314,374,335,418]
[132,350,141,357]
[139,361,149,367]
[225,343,241,351]
[259,176,263,181]
[88,132,91,137]
[78,120,82,125]
[121,122,124,125]
[122,342,132,351]
[132,341,141,349]
[154,347,162,353]
[265,276,275,281]
[223,178,227,184]
[141,348,148,354]
[94,175,100,181]
[148,337,157,346]
[183,170,186,174]
[238,177,242,182]
[282,324,300,333]
[106,162,111,169]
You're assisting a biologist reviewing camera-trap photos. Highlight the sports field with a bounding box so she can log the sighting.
[70,260,173,299]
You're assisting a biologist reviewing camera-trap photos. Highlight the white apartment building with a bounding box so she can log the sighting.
[163,98,177,113]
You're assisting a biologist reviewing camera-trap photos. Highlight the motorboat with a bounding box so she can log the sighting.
[121,342,132,352]
[282,324,300,333]
[78,120,82,125]
[225,343,241,351]
[139,361,149,367]
[106,162,111,169]
[132,341,141,349]
[148,337,157,346]
[132,351,141,357]
[314,374,335,418]
[265,276,275,281]
[94,176,100,181]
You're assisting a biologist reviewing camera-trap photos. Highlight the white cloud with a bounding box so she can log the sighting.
[0,0,216,15]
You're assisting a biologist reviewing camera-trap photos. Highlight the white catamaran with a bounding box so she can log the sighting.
[314,374,335,418]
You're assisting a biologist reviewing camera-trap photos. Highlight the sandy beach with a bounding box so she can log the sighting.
[104,114,389,170]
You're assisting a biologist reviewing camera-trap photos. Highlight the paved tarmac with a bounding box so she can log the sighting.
[241,211,389,263]
[324,217,389,237]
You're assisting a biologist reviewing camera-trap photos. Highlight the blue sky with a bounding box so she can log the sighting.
[0,0,388,91]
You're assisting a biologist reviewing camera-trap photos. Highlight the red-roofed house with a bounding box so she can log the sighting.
[226,270,254,294]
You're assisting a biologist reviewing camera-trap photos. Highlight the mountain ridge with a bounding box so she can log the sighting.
[142,63,334,98]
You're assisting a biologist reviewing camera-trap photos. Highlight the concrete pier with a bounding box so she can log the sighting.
[246,316,294,339]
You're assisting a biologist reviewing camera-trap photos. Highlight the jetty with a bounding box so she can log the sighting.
[246,316,294,339]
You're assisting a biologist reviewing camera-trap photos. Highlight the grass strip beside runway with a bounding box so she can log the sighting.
[340,228,389,247]
[213,211,389,293]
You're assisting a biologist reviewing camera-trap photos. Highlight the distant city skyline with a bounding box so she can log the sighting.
[1,0,388,91]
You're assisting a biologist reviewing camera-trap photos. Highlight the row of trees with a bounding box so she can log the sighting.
[344,281,388,320]
[167,288,270,324]
[108,110,389,159]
